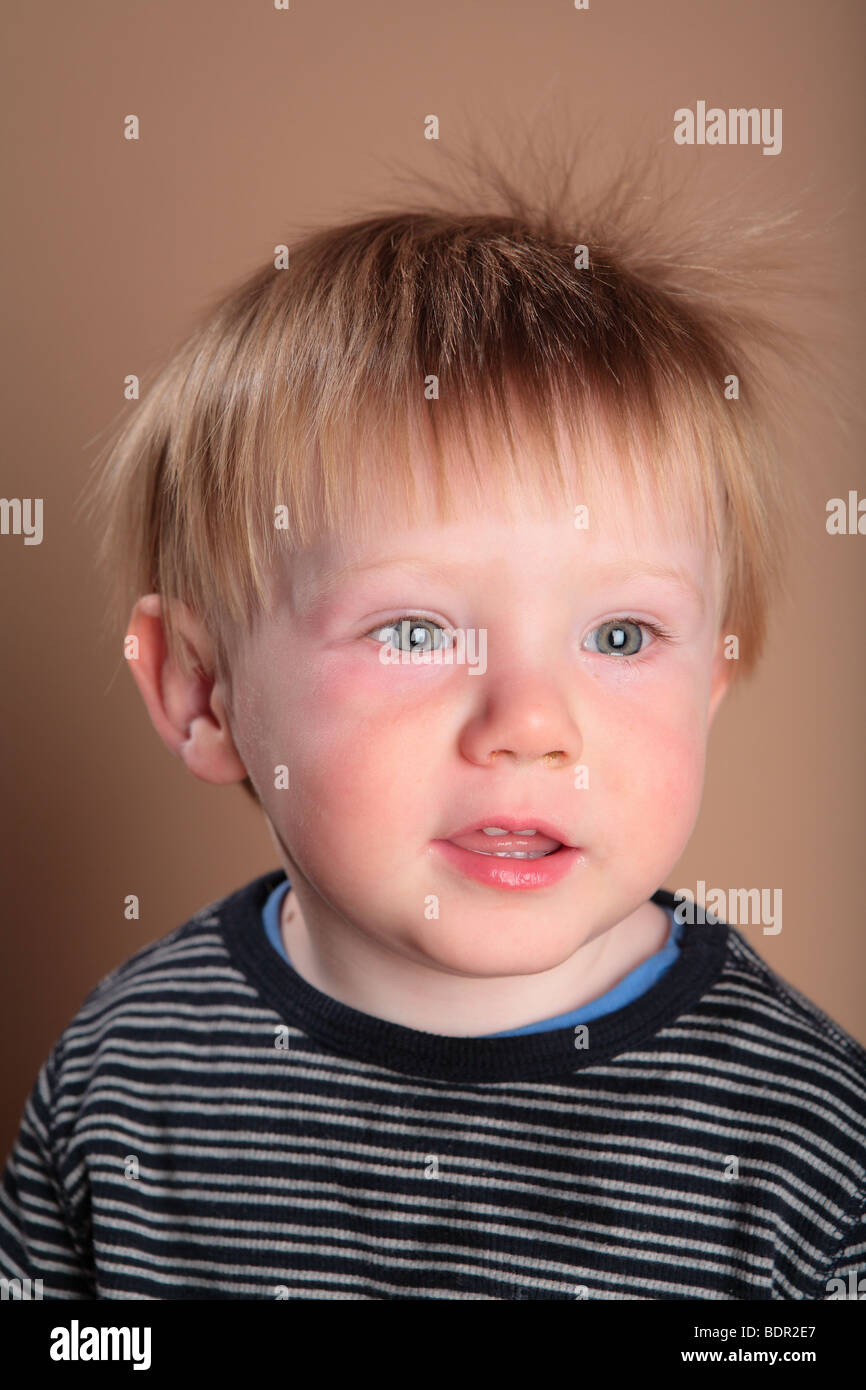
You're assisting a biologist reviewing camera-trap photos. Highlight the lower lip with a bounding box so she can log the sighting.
[430,840,584,890]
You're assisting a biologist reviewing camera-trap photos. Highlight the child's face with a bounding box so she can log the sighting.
[228,451,730,977]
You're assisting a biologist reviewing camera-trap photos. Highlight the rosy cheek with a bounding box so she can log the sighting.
[594,692,703,808]
[303,646,405,712]
[643,721,706,823]
[276,688,408,830]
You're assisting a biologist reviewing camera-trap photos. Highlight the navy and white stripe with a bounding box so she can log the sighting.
[1,869,864,1300]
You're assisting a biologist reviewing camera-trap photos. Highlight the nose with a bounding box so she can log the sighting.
[458,671,583,768]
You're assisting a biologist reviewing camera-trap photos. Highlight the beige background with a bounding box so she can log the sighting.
[2,0,865,1158]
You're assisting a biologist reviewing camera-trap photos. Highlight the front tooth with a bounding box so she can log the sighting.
[481,826,538,836]
[474,850,550,859]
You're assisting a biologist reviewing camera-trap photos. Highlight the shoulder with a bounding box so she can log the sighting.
[694,925,866,1172]
[45,874,277,1113]
[674,923,866,1285]
[714,925,866,1081]
[69,899,241,1022]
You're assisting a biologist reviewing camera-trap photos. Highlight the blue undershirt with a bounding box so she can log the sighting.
[262,877,683,1037]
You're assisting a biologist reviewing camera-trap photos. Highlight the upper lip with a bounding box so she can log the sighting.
[440,816,576,848]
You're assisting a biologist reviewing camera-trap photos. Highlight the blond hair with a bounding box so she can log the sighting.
[82,135,826,801]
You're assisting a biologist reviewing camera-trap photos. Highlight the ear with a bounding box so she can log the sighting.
[125,594,248,785]
[707,632,733,728]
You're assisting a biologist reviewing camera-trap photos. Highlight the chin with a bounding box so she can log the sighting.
[414,926,583,980]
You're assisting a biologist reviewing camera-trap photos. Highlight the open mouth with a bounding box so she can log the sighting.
[462,846,563,860]
[444,825,567,860]
[431,829,582,890]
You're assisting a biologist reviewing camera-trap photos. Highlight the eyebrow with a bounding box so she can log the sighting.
[297,554,706,614]
[295,556,475,611]
[586,559,707,613]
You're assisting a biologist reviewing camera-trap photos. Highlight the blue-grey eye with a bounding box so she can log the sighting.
[588,619,644,656]
[373,618,453,654]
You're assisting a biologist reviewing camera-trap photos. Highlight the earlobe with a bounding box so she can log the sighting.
[125,595,249,785]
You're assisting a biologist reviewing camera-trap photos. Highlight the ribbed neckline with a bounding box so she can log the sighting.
[216,869,730,1083]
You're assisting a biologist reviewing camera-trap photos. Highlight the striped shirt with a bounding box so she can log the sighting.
[1,868,865,1300]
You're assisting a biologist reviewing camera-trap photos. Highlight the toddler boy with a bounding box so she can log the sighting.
[2,156,865,1300]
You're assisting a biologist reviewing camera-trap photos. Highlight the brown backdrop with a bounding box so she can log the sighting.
[2,0,864,1158]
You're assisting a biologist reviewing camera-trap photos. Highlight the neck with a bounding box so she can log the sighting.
[278,885,671,1035]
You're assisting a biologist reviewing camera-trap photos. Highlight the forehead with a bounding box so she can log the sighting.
[282,444,721,618]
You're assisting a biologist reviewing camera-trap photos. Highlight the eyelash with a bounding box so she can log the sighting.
[366,615,677,663]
